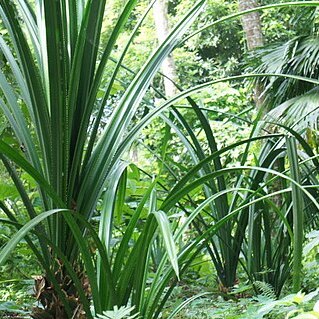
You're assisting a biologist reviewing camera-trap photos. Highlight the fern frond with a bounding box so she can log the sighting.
[95,305,139,319]
[254,281,276,300]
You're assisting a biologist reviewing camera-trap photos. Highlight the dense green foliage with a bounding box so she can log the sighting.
[1,0,319,318]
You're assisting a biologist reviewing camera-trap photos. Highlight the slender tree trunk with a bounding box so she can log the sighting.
[238,0,263,50]
[239,0,264,107]
[153,0,178,97]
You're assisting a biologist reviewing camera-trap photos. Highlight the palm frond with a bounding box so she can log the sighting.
[252,36,319,107]
[265,87,319,132]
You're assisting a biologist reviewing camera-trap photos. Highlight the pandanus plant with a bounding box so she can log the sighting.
[0,0,208,317]
[165,1,319,293]
[1,0,319,318]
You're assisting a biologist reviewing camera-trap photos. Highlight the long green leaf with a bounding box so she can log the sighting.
[153,210,179,279]
[286,135,304,292]
[182,1,319,44]
[0,209,67,266]
[78,0,206,217]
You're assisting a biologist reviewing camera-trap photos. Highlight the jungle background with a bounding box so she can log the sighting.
[1,0,319,318]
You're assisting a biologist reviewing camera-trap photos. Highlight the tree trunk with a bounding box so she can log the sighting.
[153,0,178,97]
[239,0,264,107]
[31,264,88,319]
[238,0,263,50]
